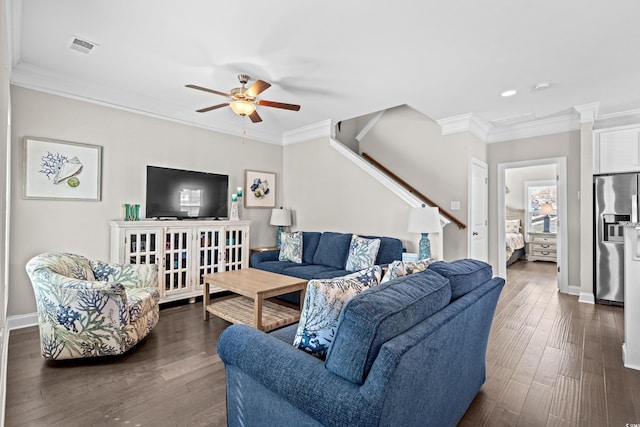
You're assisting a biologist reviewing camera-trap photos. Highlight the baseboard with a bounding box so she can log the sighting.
[0,327,8,427]
[6,312,38,330]
[578,291,595,304]
[623,343,640,371]
[567,285,581,296]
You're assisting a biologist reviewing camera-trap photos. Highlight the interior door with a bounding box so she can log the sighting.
[470,159,488,261]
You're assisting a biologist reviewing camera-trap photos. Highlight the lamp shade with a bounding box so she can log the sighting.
[229,100,256,116]
[408,206,441,233]
[270,208,292,226]
[540,203,554,215]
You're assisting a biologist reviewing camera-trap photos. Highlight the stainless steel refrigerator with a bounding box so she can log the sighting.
[594,173,640,305]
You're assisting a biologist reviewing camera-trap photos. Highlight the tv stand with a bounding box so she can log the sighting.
[109,219,251,304]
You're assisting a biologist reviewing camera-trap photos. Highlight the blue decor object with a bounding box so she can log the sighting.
[418,233,432,260]
[276,226,285,248]
[543,215,551,233]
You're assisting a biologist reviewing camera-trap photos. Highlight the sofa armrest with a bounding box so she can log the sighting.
[250,249,279,266]
[218,324,379,426]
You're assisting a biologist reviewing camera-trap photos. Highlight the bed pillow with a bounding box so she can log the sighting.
[345,235,381,272]
[293,266,382,358]
[278,231,303,263]
[505,219,520,233]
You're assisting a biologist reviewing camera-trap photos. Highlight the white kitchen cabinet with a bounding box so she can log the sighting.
[110,219,250,303]
[595,126,640,174]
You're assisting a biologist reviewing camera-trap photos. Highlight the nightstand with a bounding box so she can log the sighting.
[528,232,557,262]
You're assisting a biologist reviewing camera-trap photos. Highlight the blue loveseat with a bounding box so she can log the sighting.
[250,231,404,280]
[218,259,505,427]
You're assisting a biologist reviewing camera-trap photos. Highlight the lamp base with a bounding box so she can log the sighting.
[276,226,284,249]
[418,233,432,260]
[543,215,550,233]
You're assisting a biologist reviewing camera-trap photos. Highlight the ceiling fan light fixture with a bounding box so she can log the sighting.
[229,100,256,116]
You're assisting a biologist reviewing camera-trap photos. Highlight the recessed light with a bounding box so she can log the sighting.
[534,82,551,91]
[501,89,517,97]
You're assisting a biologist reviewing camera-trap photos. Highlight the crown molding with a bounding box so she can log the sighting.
[282,119,334,145]
[486,113,580,143]
[574,102,600,123]
[436,113,491,141]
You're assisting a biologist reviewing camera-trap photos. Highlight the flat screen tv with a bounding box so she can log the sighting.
[146,166,229,219]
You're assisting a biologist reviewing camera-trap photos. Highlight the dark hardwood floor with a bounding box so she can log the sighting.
[5,261,640,426]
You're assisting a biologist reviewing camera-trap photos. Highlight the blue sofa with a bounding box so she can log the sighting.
[218,259,505,427]
[250,231,404,280]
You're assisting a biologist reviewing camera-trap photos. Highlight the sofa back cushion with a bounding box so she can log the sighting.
[302,232,322,264]
[312,232,353,269]
[325,269,451,384]
[428,259,492,300]
[362,235,403,265]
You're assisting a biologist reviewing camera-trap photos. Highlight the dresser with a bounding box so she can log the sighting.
[528,232,557,262]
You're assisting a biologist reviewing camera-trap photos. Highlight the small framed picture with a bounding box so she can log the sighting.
[23,136,102,201]
[244,169,276,208]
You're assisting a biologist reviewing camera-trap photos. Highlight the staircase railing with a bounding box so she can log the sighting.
[361,152,467,229]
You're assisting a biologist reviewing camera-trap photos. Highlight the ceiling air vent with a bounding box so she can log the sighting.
[70,37,97,54]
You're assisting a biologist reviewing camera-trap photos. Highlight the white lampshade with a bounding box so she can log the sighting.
[540,203,554,215]
[270,208,292,226]
[407,206,441,233]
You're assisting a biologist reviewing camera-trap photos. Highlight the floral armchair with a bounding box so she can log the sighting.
[25,253,160,360]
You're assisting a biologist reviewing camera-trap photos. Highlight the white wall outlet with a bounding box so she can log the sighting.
[450,201,461,211]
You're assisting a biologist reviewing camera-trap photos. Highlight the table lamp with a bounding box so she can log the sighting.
[407,205,441,260]
[270,207,292,248]
[540,203,554,233]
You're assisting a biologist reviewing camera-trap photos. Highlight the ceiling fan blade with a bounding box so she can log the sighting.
[257,99,301,111]
[245,80,271,98]
[196,103,229,113]
[249,111,263,123]
[186,84,230,98]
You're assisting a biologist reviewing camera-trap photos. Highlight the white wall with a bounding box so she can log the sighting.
[358,105,486,260]
[488,131,581,287]
[283,137,424,254]
[505,164,556,209]
[9,86,284,317]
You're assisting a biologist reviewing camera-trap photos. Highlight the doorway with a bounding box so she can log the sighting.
[497,157,568,293]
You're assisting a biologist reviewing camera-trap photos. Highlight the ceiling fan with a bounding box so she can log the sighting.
[186,74,301,123]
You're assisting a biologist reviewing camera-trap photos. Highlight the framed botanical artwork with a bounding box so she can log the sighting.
[23,136,102,201]
[244,169,276,208]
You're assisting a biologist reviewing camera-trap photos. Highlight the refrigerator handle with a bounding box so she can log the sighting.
[633,194,638,223]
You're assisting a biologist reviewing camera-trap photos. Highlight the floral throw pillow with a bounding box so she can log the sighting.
[380,259,434,283]
[279,231,303,263]
[293,266,382,358]
[345,235,381,272]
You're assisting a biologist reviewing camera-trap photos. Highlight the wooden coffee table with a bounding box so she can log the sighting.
[202,268,308,332]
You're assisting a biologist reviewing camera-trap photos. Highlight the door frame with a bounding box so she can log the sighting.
[497,157,568,293]
[469,157,488,261]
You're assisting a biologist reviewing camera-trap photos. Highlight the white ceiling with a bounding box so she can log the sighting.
[9,0,640,144]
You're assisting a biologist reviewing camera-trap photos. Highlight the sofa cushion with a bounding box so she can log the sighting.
[325,269,451,384]
[254,261,311,275]
[380,259,434,283]
[362,235,403,265]
[312,232,353,269]
[282,264,345,280]
[345,235,381,272]
[428,259,492,300]
[302,232,322,264]
[293,266,382,358]
[279,231,303,263]
[126,286,161,322]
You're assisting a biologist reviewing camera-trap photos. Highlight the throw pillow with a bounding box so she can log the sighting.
[279,231,303,263]
[380,259,434,283]
[345,235,381,272]
[293,266,382,358]
[505,219,520,233]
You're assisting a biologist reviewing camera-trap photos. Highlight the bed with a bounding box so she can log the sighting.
[505,206,526,266]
